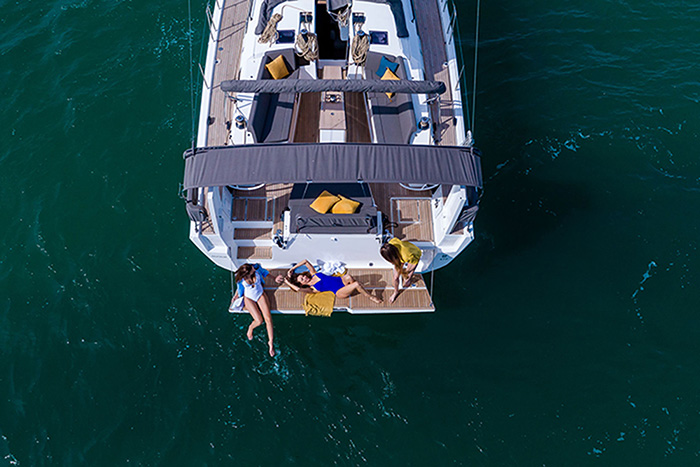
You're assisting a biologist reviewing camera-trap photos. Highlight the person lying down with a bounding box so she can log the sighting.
[275,259,382,304]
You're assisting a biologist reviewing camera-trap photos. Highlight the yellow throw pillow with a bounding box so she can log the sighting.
[310,190,341,214]
[331,195,360,214]
[380,67,399,99]
[265,55,290,80]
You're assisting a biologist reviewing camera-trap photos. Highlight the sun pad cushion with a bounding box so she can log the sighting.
[365,52,417,144]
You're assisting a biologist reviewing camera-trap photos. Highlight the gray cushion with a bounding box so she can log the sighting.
[290,198,378,234]
[249,50,300,143]
[365,52,417,144]
[287,183,377,234]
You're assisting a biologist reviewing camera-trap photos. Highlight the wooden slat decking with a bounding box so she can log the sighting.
[345,92,372,143]
[414,0,457,145]
[393,198,434,242]
[258,269,434,312]
[237,246,273,260]
[369,183,434,242]
[230,184,294,235]
[206,0,251,146]
[234,227,271,240]
[369,183,431,215]
[292,92,321,143]
[232,197,269,221]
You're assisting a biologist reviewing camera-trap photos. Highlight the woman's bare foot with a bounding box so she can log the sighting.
[389,291,398,304]
[268,342,275,357]
[369,295,382,304]
[246,326,255,340]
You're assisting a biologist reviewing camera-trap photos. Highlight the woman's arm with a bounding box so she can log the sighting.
[403,263,418,287]
[287,259,317,276]
[280,277,313,294]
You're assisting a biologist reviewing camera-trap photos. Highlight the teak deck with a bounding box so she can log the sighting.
[206,0,250,147]
[235,269,435,313]
[414,0,457,145]
[229,183,435,247]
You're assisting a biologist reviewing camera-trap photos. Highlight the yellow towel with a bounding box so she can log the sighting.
[304,292,335,317]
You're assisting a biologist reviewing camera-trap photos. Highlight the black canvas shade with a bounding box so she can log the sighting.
[183,143,482,189]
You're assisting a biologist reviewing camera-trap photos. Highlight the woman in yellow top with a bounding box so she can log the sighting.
[380,238,422,303]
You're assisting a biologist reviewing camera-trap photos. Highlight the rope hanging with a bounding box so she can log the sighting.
[330,5,351,28]
[350,31,369,66]
[295,30,319,61]
[258,12,282,44]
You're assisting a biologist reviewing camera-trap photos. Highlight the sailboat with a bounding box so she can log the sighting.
[183,0,482,313]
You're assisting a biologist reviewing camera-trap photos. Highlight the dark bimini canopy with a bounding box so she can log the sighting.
[219,79,446,95]
[183,143,482,189]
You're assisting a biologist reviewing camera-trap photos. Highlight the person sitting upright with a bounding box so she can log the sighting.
[233,263,275,356]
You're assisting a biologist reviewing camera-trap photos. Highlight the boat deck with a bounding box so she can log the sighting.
[205,0,458,147]
[414,0,457,145]
[206,0,251,147]
[197,0,458,299]
[369,184,434,242]
[231,269,435,313]
[230,183,434,250]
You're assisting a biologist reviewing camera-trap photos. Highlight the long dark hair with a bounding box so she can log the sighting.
[235,263,256,283]
[380,242,404,272]
[288,271,313,288]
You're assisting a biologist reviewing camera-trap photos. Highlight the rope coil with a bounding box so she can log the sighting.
[258,12,282,44]
[350,30,369,66]
[295,29,319,61]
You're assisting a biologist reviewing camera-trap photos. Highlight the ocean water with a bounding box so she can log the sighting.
[1,0,699,464]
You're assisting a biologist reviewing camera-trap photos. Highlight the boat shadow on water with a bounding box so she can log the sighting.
[474,178,591,259]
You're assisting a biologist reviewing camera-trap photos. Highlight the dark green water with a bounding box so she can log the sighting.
[1,0,699,464]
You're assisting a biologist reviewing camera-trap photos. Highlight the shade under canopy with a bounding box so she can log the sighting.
[219,79,447,95]
[183,143,482,189]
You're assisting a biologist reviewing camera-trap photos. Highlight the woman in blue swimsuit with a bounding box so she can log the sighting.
[275,259,382,304]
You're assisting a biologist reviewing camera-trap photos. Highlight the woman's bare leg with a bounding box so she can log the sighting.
[256,293,275,357]
[337,276,382,304]
[244,297,263,340]
[390,268,400,303]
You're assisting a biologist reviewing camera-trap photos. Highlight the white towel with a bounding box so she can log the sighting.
[319,260,346,276]
[229,296,244,313]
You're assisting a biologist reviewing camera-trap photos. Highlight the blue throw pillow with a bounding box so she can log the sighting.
[375,55,399,78]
